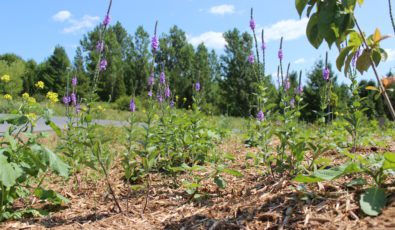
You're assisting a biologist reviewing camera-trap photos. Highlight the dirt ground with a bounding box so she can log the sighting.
[1,138,395,230]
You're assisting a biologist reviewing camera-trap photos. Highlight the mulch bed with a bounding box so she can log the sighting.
[1,138,394,230]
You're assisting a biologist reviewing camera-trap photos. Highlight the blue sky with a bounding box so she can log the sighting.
[1,0,395,84]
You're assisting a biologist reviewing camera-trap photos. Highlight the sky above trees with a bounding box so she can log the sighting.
[1,0,395,84]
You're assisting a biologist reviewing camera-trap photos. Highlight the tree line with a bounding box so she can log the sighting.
[0,21,394,122]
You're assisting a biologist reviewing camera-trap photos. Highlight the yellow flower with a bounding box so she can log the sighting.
[3,94,12,100]
[26,113,37,121]
[175,95,179,101]
[35,81,44,89]
[183,97,187,102]
[28,97,36,104]
[22,93,30,100]
[1,75,10,83]
[46,91,59,103]
[97,105,105,112]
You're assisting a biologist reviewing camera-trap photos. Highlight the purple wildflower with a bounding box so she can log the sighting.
[195,82,201,92]
[96,41,104,52]
[323,67,330,81]
[296,86,303,95]
[170,100,175,108]
[148,73,154,86]
[250,19,256,31]
[148,90,153,97]
[248,53,255,64]
[284,79,290,91]
[103,14,110,27]
[290,98,295,108]
[165,87,171,98]
[159,72,166,85]
[70,93,77,105]
[62,96,70,105]
[278,49,283,61]
[72,76,77,87]
[75,104,81,114]
[151,35,159,52]
[100,59,107,71]
[129,99,136,112]
[257,110,264,121]
[157,94,163,103]
[262,42,266,50]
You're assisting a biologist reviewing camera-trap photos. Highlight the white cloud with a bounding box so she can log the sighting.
[294,58,306,64]
[262,18,309,42]
[63,15,100,34]
[385,49,395,62]
[188,31,226,50]
[52,10,72,22]
[209,4,235,15]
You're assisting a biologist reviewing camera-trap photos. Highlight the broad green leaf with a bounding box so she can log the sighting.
[214,176,226,189]
[357,0,364,5]
[0,114,28,126]
[306,14,323,49]
[371,49,382,67]
[31,145,69,178]
[346,178,367,187]
[360,187,386,216]
[383,152,395,170]
[356,50,371,74]
[48,121,62,136]
[0,154,23,188]
[295,0,308,17]
[34,187,69,205]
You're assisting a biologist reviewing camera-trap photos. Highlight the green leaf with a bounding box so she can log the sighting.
[0,154,23,188]
[294,174,324,183]
[222,168,243,177]
[360,187,386,216]
[371,49,382,67]
[306,14,324,49]
[356,50,371,74]
[34,187,69,205]
[48,121,62,136]
[31,145,69,178]
[366,86,379,91]
[383,152,395,170]
[336,46,353,71]
[346,178,367,187]
[357,0,364,5]
[214,176,226,189]
[0,114,28,126]
[296,0,308,17]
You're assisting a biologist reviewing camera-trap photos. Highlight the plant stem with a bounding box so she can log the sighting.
[389,0,395,35]
[354,18,395,120]
[142,174,151,213]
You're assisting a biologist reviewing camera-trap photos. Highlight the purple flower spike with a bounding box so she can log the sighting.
[103,14,110,26]
[148,73,154,86]
[248,53,255,64]
[75,104,81,114]
[157,95,163,103]
[63,96,70,105]
[100,59,107,71]
[160,72,166,85]
[72,76,77,87]
[262,42,266,50]
[70,93,77,105]
[170,100,175,108]
[257,110,264,121]
[148,90,153,97]
[195,82,201,92]
[129,99,136,112]
[278,49,283,61]
[151,35,159,52]
[290,98,295,108]
[250,19,256,31]
[285,79,290,91]
[296,86,303,95]
[165,87,171,98]
[323,67,330,81]
[96,41,104,52]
